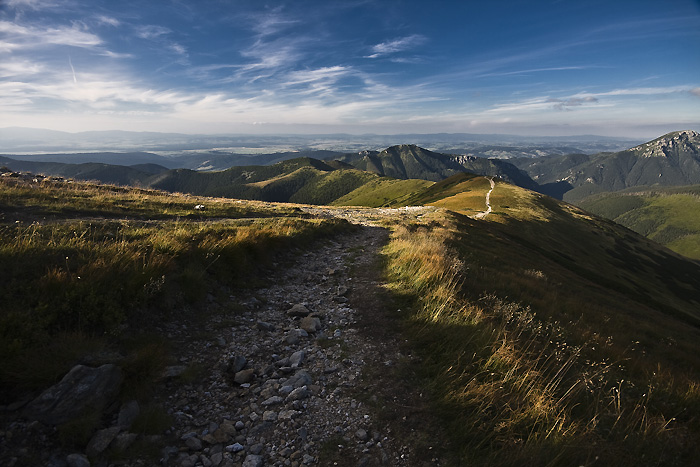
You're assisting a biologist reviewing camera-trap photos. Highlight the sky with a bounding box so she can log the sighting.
[1,0,699,138]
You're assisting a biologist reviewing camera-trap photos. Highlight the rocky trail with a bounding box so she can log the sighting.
[1,209,449,467]
[473,178,494,220]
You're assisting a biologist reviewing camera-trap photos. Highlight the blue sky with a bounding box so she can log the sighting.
[1,0,699,137]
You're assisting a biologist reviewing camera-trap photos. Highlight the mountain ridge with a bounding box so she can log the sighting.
[513,130,700,202]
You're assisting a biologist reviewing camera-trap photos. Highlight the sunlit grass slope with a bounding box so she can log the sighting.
[331,178,433,207]
[402,172,490,214]
[0,177,352,402]
[146,157,381,204]
[579,185,700,260]
[383,179,700,465]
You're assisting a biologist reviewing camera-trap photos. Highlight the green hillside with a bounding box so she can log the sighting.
[0,157,159,186]
[145,157,380,204]
[403,174,700,325]
[579,185,700,259]
[331,178,433,207]
[334,144,538,189]
[385,178,700,464]
[333,144,463,181]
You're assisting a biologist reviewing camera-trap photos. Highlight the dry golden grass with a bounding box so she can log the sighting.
[383,211,700,466]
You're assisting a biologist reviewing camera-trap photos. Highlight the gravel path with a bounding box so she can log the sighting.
[152,218,447,466]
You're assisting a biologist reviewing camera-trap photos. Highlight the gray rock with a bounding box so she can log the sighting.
[285,386,310,402]
[234,369,255,384]
[262,410,277,422]
[355,428,369,441]
[289,350,305,367]
[249,443,264,455]
[86,426,121,458]
[185,436,203,451]
[228,356,247,374]
[226,442,245,453]
[286,304,310,317]
[162,446,179,460]
[256,321,274,331]
[286,333,300,345]
[24,364,123,425]
[242,454,264,467]
[162,365,188,378]
[210,452,224,466]
[300,316,321,333]
[234,420,245,430]
[278,409,300,420]
[177,453,199,467]
[111,432,138,452]
[117,400,139,429]
[66,453,90,467]
[261,396,283,406]
[220,420,237,436]
[337,285,349,296]
[287,370,312,388]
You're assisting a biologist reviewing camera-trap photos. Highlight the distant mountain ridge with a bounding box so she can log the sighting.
[0,144,541,204]
[513,130,700,202]
[332,144,538,189]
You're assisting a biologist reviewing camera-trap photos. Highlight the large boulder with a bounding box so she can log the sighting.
[24,364,123,425]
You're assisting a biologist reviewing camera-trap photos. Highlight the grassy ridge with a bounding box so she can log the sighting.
[331,178,433,207]
[579,186,700,259]
[0,178,353,401]
[383,205,700,465]
[146,158,382,204]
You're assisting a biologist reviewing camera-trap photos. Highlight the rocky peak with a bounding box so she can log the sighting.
[631,130,700,158]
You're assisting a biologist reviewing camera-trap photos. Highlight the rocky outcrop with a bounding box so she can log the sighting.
[23,364,123,426]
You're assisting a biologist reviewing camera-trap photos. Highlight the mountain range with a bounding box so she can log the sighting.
[513,130,700,203]
[3,130,700,258]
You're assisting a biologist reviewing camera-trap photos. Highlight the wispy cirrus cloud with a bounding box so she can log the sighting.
[477,66,598,78]
[135,24,171,40]
[95,15,120,27]
[247,7,300,37]
[548,96,598,111]
[5,0,69,10]
[0,20,102,51]
[366,34,426,58]
[134,24,188,57]
[489,86,694,114]
[574,85,697,98]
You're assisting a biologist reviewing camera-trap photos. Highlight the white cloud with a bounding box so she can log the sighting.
[573,85,694,98]
[0,59,44,77]
[691,88,700,97]
[548,96,599,111]
[135,25,171,40]
[134,24,187,57]
[95,15,120,27]
[0,20,102,50]
[6,0,68,10]
[366,34,426,58]
[248,7,300,37]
